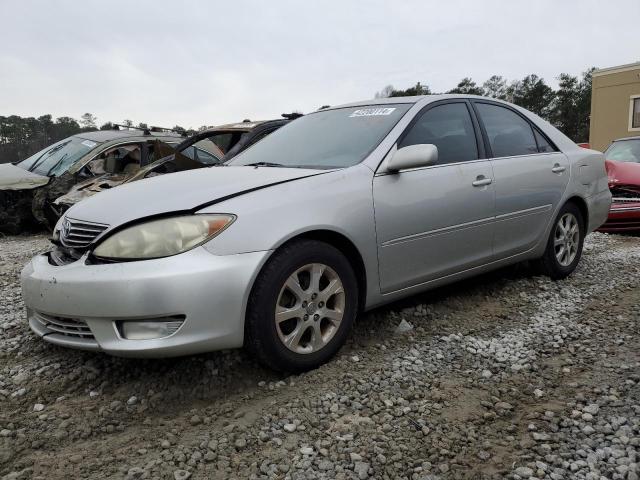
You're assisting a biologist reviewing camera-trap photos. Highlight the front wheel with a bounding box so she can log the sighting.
[245,239,358,372]
[536,202,585,279]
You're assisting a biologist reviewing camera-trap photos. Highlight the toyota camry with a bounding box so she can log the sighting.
[21,95,611,372]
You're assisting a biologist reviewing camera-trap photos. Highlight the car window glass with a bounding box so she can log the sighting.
[534,130,555,153]
[399,103,478,164]
[98,144,142,174]
[228,105,412,169]
[476,103,538,157]
[604,140,640,163]
[247,129,274,147]
[191,138,223,164]
[17,136,100,176]
[85,157,107,175]
[147,141,179,162]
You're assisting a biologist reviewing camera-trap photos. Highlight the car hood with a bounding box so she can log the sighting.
[606,160,640,186]
[65,166,326,227]
[0,163,50,191]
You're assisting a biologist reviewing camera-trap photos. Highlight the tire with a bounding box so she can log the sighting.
[536,202,585,280]
[245,239,358,372]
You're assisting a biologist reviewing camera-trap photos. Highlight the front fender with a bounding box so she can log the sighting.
[199,164,380,307]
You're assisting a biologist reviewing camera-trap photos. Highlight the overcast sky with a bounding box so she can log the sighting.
[1,0,638,128]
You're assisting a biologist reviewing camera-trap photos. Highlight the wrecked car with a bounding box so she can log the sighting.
[51,116,298,215]
[21,95,609,372]
[0,127,184,233]
[598,136,640,232]
[123,116,298,180]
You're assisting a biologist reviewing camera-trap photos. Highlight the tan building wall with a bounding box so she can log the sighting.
[589,62,640,152]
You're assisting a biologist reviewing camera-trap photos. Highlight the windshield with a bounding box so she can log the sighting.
[17,136,101,176]
[227,105,411,169]
[605,140,640,163]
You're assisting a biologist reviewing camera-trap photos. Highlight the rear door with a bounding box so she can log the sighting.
[373,100,496,293]
[472,101,569,258]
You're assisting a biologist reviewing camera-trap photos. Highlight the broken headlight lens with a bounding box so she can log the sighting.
[92,214,235,260]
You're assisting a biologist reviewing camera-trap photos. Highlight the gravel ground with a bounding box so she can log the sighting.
[0,232,638,480]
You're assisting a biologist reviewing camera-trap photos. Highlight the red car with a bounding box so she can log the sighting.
[598,136,640,232]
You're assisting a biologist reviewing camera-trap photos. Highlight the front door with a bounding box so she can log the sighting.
[373,101,496,293]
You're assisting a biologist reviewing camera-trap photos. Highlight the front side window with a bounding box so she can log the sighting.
[399,103,478,164]
[632,98,640,129]
[476,103,538,158]
[604,140,640,163]
[17,136,101,176]
[95,144,142,175]
[228,104,412,169]
[147,141,179,163]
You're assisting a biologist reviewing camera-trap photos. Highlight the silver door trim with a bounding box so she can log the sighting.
[494,204,552,221]
[381,215,495,247]
[381,204,551,248]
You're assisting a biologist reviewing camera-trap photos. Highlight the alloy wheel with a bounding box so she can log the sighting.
[554,212,580,267]
[275,263,345,354]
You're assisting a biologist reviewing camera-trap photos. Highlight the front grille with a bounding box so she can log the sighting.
[612,197,640,203]
[610,186,640,201]
[60,217,109,249]
[32,312,94,339]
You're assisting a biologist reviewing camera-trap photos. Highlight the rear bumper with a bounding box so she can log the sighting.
[586,189,612,232]
[597,201,640,232]
[20,247,270,357]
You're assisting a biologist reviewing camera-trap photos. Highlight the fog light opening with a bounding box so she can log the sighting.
[116,316,185,340]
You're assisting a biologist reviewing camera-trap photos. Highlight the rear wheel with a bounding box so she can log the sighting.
[245,239,358,372]
[536,202,585,279]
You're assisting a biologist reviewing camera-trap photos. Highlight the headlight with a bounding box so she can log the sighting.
[93,214,235,260]
[52,216,64,242]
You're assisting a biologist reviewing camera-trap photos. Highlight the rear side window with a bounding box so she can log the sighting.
[533,130,556,153]
[399,103,478,165]
[475,103,538,157]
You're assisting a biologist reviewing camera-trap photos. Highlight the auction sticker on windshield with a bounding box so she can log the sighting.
[81,140,97,148]
[349,108,396,117]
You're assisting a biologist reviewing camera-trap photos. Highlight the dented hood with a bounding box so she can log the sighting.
[0,163,50,190]
[605,160,640,186]
[65,166,324,227]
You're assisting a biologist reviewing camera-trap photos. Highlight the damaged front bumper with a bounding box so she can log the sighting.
[597,195,640,232]
[20,247,270,357]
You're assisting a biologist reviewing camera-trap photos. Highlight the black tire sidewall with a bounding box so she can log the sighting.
[246,240,358,372]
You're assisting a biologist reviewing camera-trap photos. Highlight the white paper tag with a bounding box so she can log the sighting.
[349,108,396,117]
[81,140,97,148]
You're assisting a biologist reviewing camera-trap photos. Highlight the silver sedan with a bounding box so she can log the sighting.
[21,95,611,371]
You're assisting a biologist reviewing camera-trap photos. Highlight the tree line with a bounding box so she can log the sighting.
[1,69,594,165]
[0,114,201,164]
[375,69,594,144]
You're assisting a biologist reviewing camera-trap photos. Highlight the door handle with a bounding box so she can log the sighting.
[472,176,492,187]
[551,164,566,174]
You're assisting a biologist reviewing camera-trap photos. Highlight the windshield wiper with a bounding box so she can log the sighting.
[245,162,285,167]
[28,142,68,173]
[44,153,69,177]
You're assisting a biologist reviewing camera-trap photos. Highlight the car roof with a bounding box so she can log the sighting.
[198,119,288,134]
[74,129,184,143]
[612,136,640,142]
[326,94,487,110]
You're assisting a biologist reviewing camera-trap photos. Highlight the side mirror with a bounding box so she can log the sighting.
[386,144,438,172]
